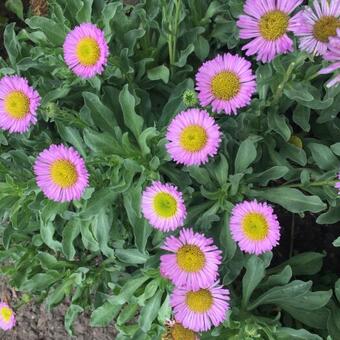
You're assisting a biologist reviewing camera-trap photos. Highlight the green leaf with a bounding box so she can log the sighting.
[284,82,314,102]
[83,92,117,132]
[90,302,121,327]
[4,23,20,67]
[330,142,340,156]
[76,0,93,23]
[250,166,289,186]
[317,206,340,225]
[119,85,144,139]
[254,187,326,213]
[267,111,291,141]
[219,212,236,261]
[283,306,329,329]
[117,304,138,326]
[307,143,338,171]
[62,220,80,260]
[139,289,162,332]
[147,65,170,84]
[21,271,61,291]
[276,327,322,340]
[40,221,62,252]
[242,256,266,307]
[234,138,257,173]
[260,265,292,289]
[271,252,324,276]
[25,17,66,45]
[83,129,122,155]
[293,105,310,132]
[93,209,114,258]
[65,304,84,336]
[248,280,312,310]
[115,249,149,264]
[333,237,340,247]
[5,0,23,20]
[56,123,86,158]
[282,290,332,310]
[335,279,340,302]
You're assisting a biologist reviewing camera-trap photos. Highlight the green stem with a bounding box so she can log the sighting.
[171,0,181,65]
[272,54,306,104]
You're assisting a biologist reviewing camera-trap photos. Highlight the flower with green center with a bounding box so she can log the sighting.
[292,0,340,56]
[160,228,222,291]
[237,0,303,62]
[0,302,15,331]
[230,200,281,255]
[63,23,109,78]
[0,75,40,133]
[171,282,230,332]
[166,109,221,165]
[141,181,186,232]
[34,144,89,202]
[196,54,256,115]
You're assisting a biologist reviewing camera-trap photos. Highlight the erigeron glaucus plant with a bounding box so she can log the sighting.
[0,0,340,339]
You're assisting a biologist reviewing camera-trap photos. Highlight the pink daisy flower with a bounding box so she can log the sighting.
[230,200,281,255]
[237,0,303,63]
[170,282,230,332]
[319,28,340,87]
[292,0,340,56]
[141,181,186,232]
[166,109,221,165]
[195,54,256,115]
[335,171,340,194]
[63,23,109,78]
[34,144,89,202]
[160,228,222,291]
[0,75,40,133]
[0,302,16,331]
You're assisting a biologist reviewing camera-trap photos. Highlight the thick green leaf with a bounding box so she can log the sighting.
[276,327,322,340]
[139,289,162,332]
[90,302,121,327]
[307,143,338,171]
[65,304,84,336]
[254,188,326,213]
[234,138,257,173]
[119,85,144,139]
[242,256,266,307]
[248,280,312,310]
[147,65,170,83]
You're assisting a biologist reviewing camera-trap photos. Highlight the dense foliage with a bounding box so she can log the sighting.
[0,0,339,339]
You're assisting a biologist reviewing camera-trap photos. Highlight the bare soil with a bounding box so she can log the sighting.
[0,284,117,340]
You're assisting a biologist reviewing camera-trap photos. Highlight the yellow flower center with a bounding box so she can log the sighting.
[180,125,207,152]
[176,244,205,273]
[211,71,240,100]
[171,323,196,340]
[4,91,30,119]
[76,37,100,66]
[153,192,178,218]
[289,135,303,148]
[313,16,340,43]
[242,212,269,241]
[0,306,13,322]
[259,10,289,41]
[50,159,78,188]
[186,289,213,313]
